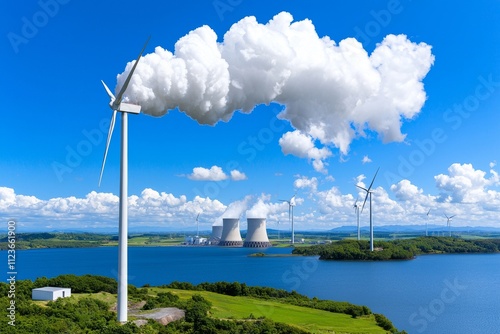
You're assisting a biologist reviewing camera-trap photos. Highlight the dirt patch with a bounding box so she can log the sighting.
[134,307,185,326]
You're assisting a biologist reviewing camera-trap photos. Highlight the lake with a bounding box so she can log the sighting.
[14,246,500,333]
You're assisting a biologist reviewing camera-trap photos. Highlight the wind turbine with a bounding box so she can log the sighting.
[277,219,280,240]
[98,37,150,323]
[426,209,431,236]
[196,213,200,238]
[280,194,296,244]
[353,197,360,240]
[444,214,455,237]
[356,167,379,251]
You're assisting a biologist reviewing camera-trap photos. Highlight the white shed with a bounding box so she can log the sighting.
[32,287,71,301]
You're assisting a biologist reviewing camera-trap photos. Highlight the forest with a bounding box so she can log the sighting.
[292,236,500,260]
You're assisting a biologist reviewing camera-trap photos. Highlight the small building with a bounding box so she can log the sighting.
[32,287,71,301]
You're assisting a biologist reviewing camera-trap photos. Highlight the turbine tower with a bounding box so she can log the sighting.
[196,213,200,237]
[98,37,150,323]
[353,197,360,240]
[280,194,296,244]
[356,167,379,251]
[426,209,431,236]
[444,214,455,237]
[277,219,280,240]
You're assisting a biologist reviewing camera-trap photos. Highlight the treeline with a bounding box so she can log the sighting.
[292,237,500,260]
[0,232,113,250]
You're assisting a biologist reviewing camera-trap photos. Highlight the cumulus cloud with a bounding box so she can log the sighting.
[230,170,247,181]
[0,187,225,229]
[391,179,424,202]
[246,194,288,219]
[188,166,227,181]
[279,130,332,173]
[118,11,434,163]
[294,176,318,192]
[362,155,372,164]
[188,166,246,181]
[435,163,500,203]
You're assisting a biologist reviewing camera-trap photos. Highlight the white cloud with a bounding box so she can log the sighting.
[188,166,247,181]
[230,170,247,181]
[119,12,434,163]
[435,163,500,203]
[294,176,318,193]
[3,162,500,230]
[188,166,228,181]
[0,187,226,229]
[279,130,332,173]
[362,155,372,164]
[391,179,424,202]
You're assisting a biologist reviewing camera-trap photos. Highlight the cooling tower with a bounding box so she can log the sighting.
[244,218,272,248]
[211,225,223,239]
[219,218,243,247]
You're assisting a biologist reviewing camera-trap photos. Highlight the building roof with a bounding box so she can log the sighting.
[33,287,71,292]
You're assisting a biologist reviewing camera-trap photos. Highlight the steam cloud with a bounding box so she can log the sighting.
[117,11,434,155]
[213,195,252,225]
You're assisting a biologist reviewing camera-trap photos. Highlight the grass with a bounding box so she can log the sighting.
[145,287,389,333]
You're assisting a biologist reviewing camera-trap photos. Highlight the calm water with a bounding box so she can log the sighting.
[13,246,500,334]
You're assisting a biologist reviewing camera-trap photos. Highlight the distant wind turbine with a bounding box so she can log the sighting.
[196,213,200,237]
[353,197,360,240]
[98,37,150,323]
[444,214,455,237]
[280,194,296,244]
[426,209,431,236]
[356,167,379,251]
[277,219,280,240]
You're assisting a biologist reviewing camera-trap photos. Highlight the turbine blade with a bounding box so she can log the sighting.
[98,110,117,186]
[114,36,151,107]
[101,80,115,100]
[366,167,380,192]
[450,215,455,219]
[360,192,369,213]
[356,185,369,213]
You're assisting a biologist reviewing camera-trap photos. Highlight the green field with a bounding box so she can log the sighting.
[130,287,389,333]
[34,289,392,333]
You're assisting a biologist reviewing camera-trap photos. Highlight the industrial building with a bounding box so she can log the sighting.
[244,218,272,248]
[219,218,243,246]
[32,287,71,301]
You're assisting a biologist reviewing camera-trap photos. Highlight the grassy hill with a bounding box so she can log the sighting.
[2,274,404,333]
[142,287,390,333]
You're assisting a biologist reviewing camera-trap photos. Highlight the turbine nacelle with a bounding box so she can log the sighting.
[101,80,141,114]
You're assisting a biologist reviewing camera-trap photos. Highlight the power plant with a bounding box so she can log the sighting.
[244,218,272,248]
[210,225,223,245]
[218,218,243,246]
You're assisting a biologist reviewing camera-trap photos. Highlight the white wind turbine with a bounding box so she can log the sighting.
[426,209,431,236]
[444,214,455,237]
[196,213,200,238]
[280,194,296,244]
[356,167,379,251]
[98,37,150,323]
[353,197,360,240]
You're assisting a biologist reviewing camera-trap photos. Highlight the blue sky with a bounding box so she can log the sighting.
[1,0,499,232]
